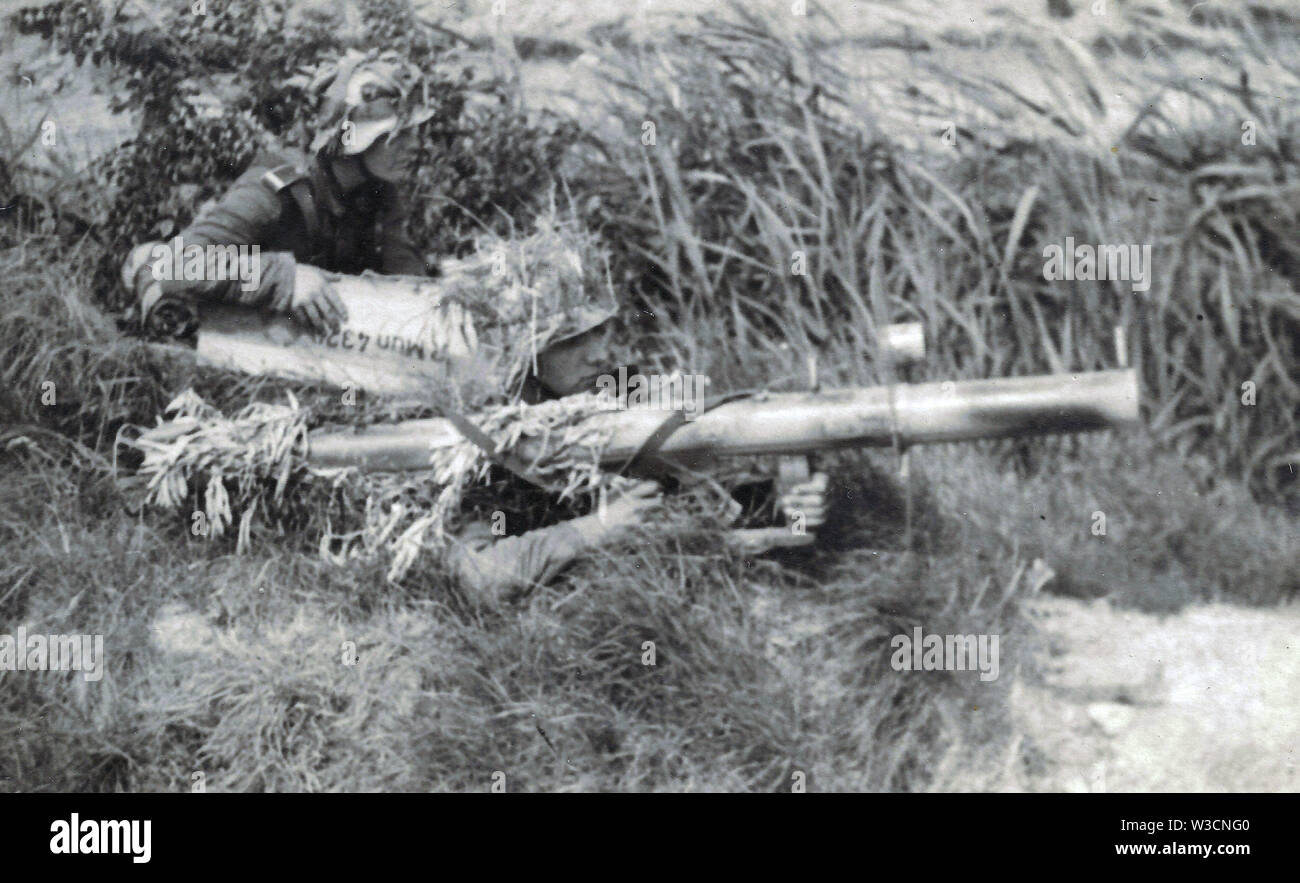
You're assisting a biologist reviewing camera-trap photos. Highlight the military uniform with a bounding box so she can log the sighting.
[447,519,595,603]
[143,149,429,313]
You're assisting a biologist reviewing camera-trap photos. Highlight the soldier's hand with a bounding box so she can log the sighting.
[290,264,347,334]
[599,480,663,528]
[778,471,829,530]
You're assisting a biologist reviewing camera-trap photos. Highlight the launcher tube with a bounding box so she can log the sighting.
[306,369,1140,473]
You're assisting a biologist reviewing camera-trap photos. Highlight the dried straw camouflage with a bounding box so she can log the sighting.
[123,221,625,573]
[431,220,620,401]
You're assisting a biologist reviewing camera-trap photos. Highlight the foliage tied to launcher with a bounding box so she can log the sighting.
[11,0,578,311]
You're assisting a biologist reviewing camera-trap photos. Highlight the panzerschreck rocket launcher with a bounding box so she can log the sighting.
[306,367,1140,473]
[304,317,1139,479]
[178,277,1138,550]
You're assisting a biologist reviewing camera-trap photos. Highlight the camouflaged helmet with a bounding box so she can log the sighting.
[549,305,618,346]
[432,223,621,398]
[298,50,436,156]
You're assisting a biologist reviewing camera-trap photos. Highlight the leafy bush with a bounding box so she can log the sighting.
[11,0,577,310]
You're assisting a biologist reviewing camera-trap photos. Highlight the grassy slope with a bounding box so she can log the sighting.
[3,374,1293,791]
[2,236,1293,791]
[2,0,1297,792]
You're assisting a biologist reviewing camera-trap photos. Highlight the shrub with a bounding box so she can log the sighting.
[10,0,578,310]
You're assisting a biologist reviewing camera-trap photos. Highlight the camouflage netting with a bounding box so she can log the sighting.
[125,387,628,582]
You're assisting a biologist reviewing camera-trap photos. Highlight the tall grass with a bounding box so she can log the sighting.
[580,0,1298,498]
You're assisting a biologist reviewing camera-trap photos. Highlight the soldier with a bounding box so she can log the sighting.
[118,48,831,603]
[425,304,832,605]
[122,50,437,336]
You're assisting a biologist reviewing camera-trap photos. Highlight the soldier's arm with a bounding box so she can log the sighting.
[446,513,619,604]
[133,167,298,312]
[444,470,829,602]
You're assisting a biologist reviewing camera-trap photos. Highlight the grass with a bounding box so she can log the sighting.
[2,428,1042,791]
[576,0,1299,497]
[5,396,1290,791]
[0,0,1296,792]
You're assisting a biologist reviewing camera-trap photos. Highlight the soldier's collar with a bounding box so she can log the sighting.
[314,158,391,217]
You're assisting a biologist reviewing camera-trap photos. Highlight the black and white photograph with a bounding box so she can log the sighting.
[0,0,1295,856]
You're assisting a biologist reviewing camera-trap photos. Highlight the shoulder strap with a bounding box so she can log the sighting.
[451,390,756,497]
[615,389,758,482]
[259,162,321,245]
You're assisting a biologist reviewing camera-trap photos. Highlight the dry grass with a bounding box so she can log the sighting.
[124,384,624,581]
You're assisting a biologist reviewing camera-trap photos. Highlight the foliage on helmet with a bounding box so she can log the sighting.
[291,49,435,154]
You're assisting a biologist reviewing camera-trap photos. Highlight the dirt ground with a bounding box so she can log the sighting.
[1013,596,1300,792]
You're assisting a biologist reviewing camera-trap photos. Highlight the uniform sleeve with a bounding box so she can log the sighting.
[446,518,596,602]
[154,165,298,312]
[378,188,430,276]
